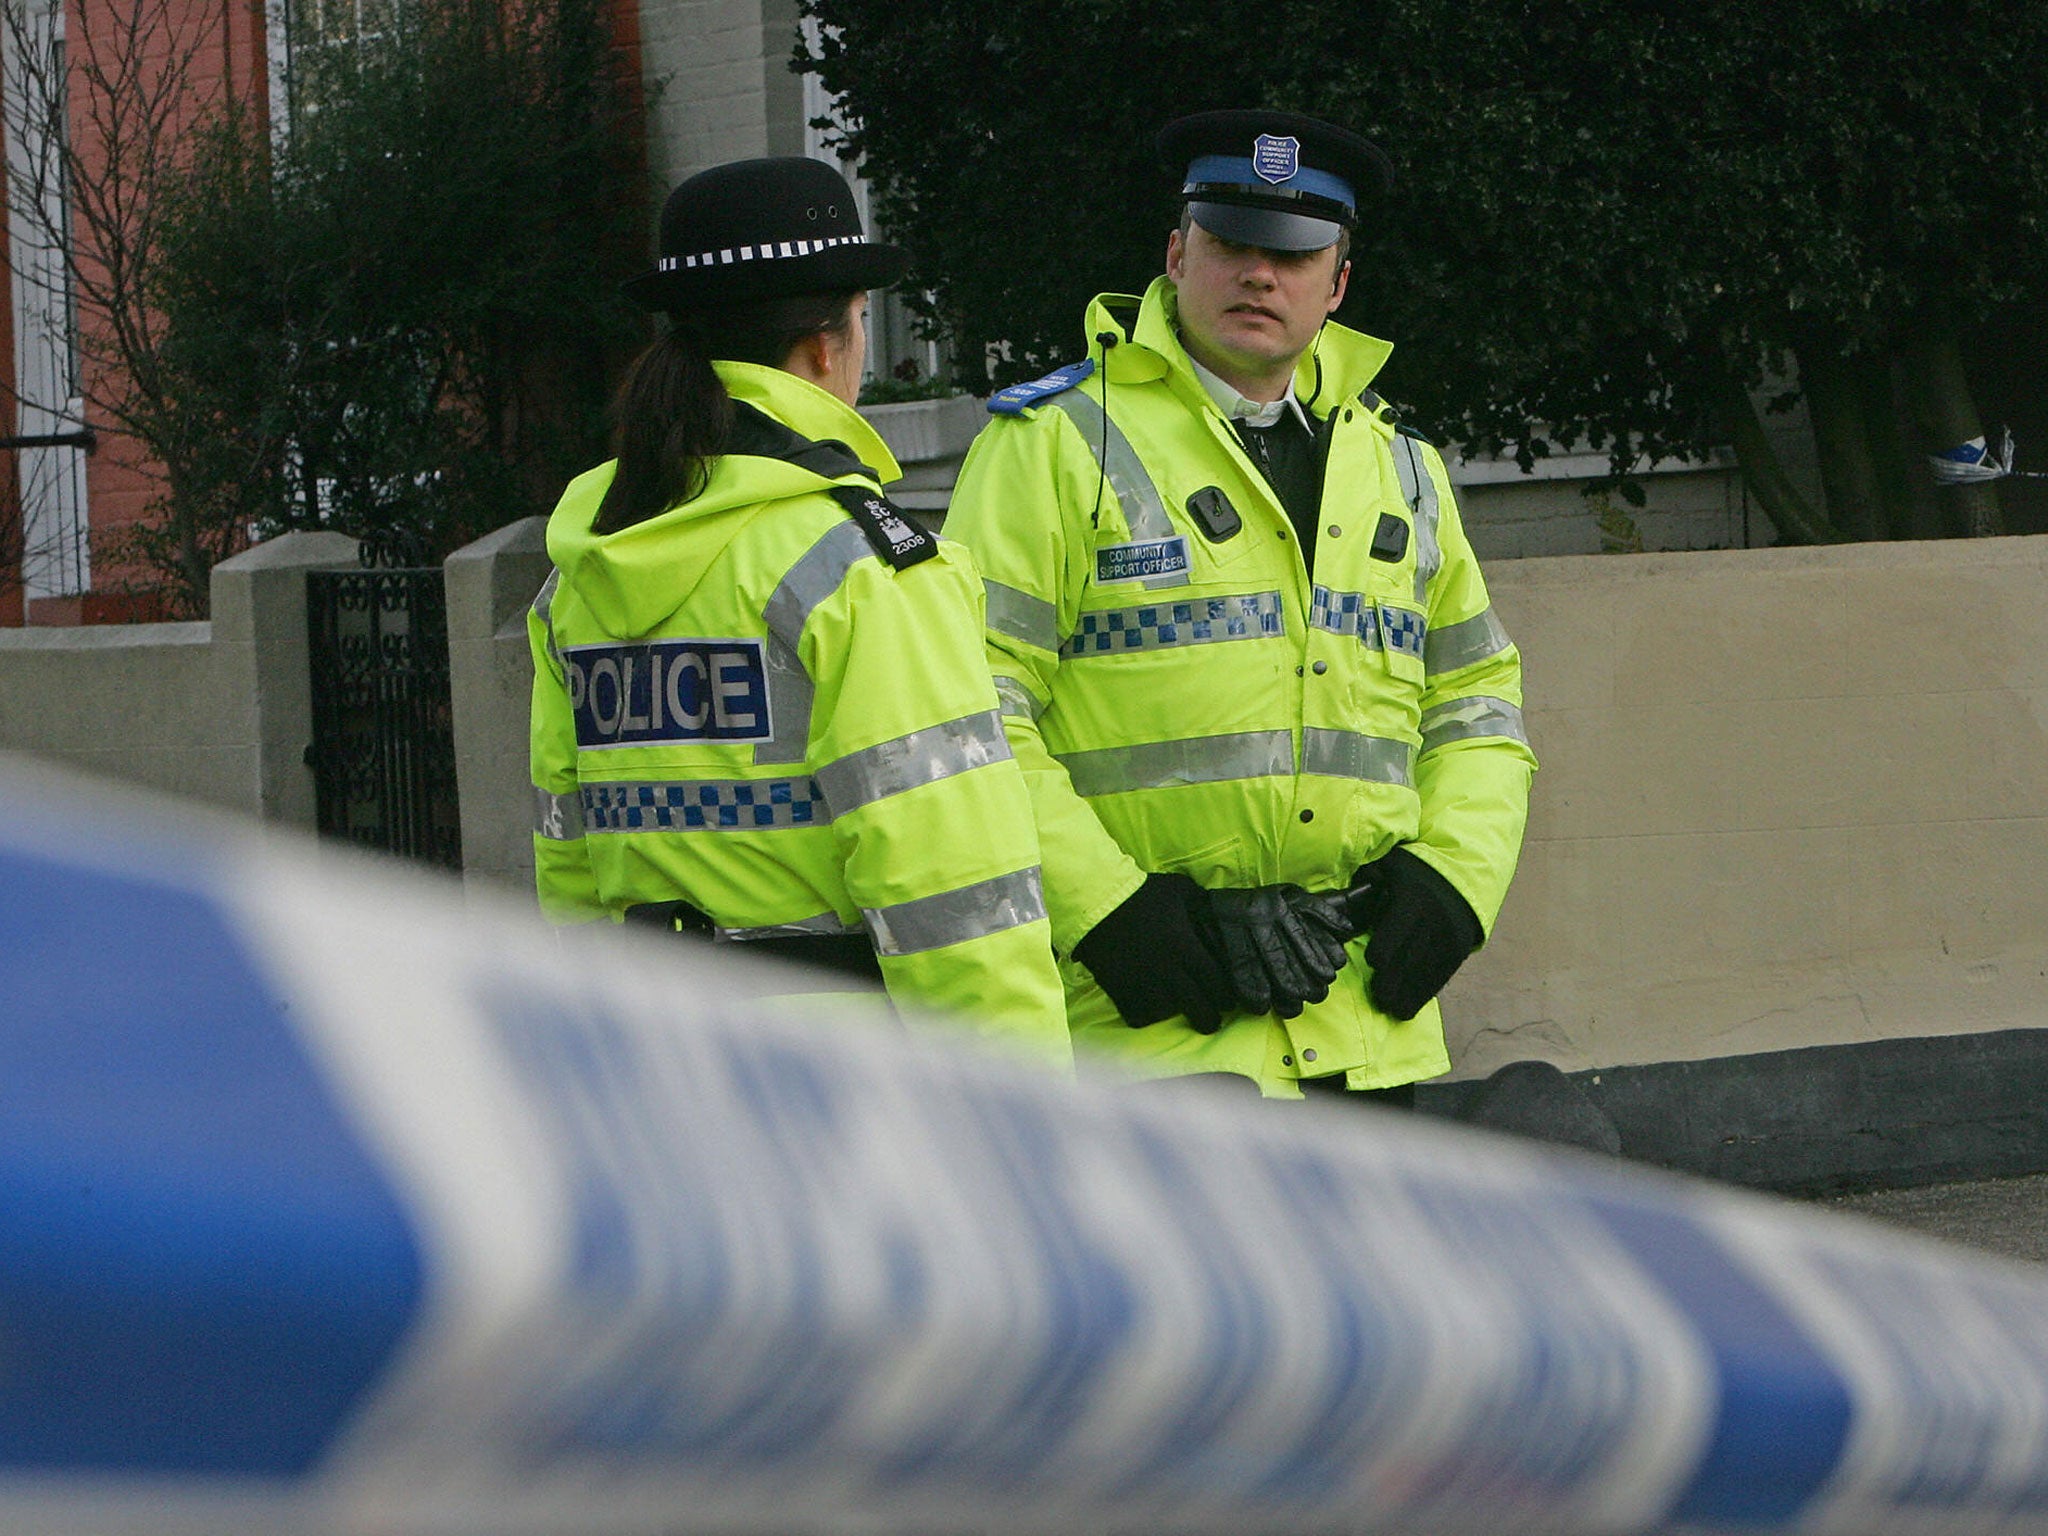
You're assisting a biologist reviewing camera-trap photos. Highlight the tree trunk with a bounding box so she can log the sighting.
[1707,354,1839,545]
[1856,350,1935,540]
[1794,335,1884,542]
[1902,303,2005,537]
[163,466,213,618]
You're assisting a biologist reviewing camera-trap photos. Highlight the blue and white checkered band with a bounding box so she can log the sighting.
[580,777,826,832]
[1063,591,1285,656]
[1184,155,1356,209]
[1310,586,1379,647]
[1310,586,1430,661]
[1381,606,1427,661]
[1253,134,1301,185]
[654,234,869,274]
[564,638,773,748]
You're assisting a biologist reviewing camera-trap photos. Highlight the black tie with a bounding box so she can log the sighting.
[1235,412,1323,574]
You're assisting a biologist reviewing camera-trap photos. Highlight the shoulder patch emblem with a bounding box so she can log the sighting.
[827,484,938,570]
[1359,387,1434,444]
[987,358,1096,416]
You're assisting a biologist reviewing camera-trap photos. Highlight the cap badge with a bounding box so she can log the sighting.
[1252,133,1301,185]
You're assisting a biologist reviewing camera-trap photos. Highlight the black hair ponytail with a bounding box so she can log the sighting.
[592,291,860,534]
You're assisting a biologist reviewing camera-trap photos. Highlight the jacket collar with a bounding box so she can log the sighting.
[543,362,903,638]
[1086,275,1394,421]
[713,360,902,485]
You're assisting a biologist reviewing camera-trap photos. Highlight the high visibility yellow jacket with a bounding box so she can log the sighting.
[529,361,1071,1069]
[943,278,1534,1094]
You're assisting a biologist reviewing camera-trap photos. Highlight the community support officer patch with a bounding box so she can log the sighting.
[1096,535,1191,584]
[828,485,937,570]
[564,639,772,749]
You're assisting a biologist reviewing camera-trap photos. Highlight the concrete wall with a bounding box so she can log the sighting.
[1457,464,1753,561]
[446,517,552,892]
[1449,534,2048,1078]
[0,531,359,821]
[635,0,803,201]
[446,525,2048,1077]
[11,515,2043,1081]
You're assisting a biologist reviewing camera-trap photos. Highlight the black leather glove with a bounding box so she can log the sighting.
[1201,884,1354,1019]
[1072,872,1235,1032]
[1345,846,1484,1022]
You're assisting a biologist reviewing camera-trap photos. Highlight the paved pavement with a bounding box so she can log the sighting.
[1807,1173,2048,1266]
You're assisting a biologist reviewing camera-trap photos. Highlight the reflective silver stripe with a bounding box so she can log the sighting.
[1420,695,1529,753]
[533,784,585,840]
[1045,392,1183,591]
[863,866,1047,956]
[531,568,564,673]
[993,674,1045,721]
[815,710,1012,814]
[1425,607,1513,675]
[757,520,875,766]
[1054,729,1293,798]
[765,521,875,648]
[984,579,1061,652]
[1393,434,1444,603]
[716,911,861,942]
[1301,727,1414,788]
[580,777,829,832]
[1063,591,1284,657]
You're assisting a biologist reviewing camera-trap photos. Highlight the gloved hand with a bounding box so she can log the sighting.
[1345,845,1484,1022]
[1201,884,1354,1019]
[1072,872,1235,1032]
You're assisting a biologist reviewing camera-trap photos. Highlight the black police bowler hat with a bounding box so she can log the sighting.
[622,156,908,312]
[1157,109,1394,252]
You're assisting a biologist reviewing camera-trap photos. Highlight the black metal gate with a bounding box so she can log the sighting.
[306,551,463,869]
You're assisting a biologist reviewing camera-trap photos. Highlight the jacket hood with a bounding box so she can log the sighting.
[546,362,902,638]
[1085,275,1393,421]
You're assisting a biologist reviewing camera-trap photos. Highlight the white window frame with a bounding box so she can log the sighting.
[3,0,89,601]
[264,0,398,140]
[799,18,940,393]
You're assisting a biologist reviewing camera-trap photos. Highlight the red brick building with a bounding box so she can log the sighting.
[0,0,651,626]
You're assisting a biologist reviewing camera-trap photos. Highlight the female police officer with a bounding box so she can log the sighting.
[528,156,1069,1066]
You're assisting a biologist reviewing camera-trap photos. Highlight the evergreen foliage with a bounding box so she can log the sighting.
[800,0,2048,542]
[125,0,638,609]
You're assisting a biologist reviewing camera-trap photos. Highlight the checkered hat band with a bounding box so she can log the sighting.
[656,234,870,274]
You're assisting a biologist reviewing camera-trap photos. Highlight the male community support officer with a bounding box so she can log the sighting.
[943,110,1536,1101]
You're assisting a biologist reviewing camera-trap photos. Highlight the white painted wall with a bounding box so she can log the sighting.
[1453,534,2048,1077]
[5,521,2042,1073]
[438,524,2048,1079]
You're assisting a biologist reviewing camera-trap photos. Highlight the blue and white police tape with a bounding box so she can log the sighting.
[6,759,2048,1535]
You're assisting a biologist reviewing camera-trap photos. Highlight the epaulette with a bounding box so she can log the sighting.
[987,358,1096,416]
[1359,388,1435,446]
[826,484,938,570]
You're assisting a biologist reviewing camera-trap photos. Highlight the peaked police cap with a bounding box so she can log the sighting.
[622,156,907,312]
[1158,109,1393,252]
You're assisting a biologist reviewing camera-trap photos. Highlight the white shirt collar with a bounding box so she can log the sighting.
[1186,351,1314,434]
